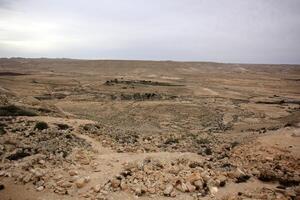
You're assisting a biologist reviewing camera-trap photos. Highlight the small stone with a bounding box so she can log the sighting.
[36,186,44,191]
[111,178,121,188]
[80,159,90,165]
[186,182,196,192]
[217,175,227,187]
[32,168,44,178]
[70,175,80,183]
[148,187,156,194]
[265,157,273,161]
[251,168,260,176]
[36,180,44,187]
[96,193,107,200]
[82,193,90,198]
[23,173,32,183]
[84,176,90,183]
[120,181,129,191]
[176,182,188,192]
[207,179,217,188]
[187,173,202,183]
[123,162,137,171]
[209,186,218,195]
[69,170,79,176]
[170,190,177,197]
[92,184,101,193]
[75,178,86,188]
[193,180,203,189]
[294,185,300,194]
[200,171,210,182]
[134,185,142,196]
[39,160,45,165]
[57,180,72,188]
[53,174,63,181]
[164,184,173,196]
[285,188,296,197]
[228,168,244,179]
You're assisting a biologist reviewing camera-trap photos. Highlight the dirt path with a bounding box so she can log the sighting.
[2,116,204,200]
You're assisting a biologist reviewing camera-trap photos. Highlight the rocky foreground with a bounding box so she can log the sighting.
[0,115,299,200]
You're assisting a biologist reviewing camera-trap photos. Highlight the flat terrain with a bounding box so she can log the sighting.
[0,58,299,199]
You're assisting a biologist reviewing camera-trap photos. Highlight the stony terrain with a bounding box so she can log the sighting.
[0,58,299,200]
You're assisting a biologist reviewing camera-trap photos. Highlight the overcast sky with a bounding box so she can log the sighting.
[0,0,300,64]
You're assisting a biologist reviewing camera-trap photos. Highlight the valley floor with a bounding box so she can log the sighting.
[0,58,299,199]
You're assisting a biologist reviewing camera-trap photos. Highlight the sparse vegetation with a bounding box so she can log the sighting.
[56,123,70,130]
[231,141,239,148]
[34,121,49,130]
[196,137,211,144]
[104,79,184,87]
[164,137,179,145]
[0,105,37,116]
[0,123,6,135]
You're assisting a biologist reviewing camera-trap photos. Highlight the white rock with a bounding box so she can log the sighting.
[84,176,90,183]
[163,184,173,196]
[209,186,218,195]
[92,184,101,193]
[75,178,86,188]
[36,186,44,191]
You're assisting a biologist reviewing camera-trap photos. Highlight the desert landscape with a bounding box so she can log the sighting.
[0,58,299,200]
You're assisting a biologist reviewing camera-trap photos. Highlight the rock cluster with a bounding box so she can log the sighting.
[229,142,300,199]
[0,118,95,195]
[0,118,91,160]
[103,157,227,198]
[0,150,93,195]
[80,123,227,155]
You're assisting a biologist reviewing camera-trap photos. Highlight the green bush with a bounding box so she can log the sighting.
[34,121,49,130]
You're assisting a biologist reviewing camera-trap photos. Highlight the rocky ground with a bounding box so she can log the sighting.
[0,58,299,199]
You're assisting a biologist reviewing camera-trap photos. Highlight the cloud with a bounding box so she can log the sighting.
[0,0,300,64]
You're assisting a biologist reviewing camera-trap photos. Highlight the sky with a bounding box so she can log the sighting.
[0,0,300,64]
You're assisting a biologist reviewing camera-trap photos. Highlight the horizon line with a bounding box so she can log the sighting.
[1,57,300,66]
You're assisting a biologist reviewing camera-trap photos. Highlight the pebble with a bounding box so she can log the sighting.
[92,184,101,193]
[134,185,142,196]
[69,170,79,176]
[84,176,90,183]
[120,181,129,191]
[209,186,218,195]
[111,178,121,188]
[36,186,44,191]
[22,173,32,183]
[75,178,86,188]
[39,160,46,165]
[163,184,173,196]
[186,182,196,192]
[194,180,203,189]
